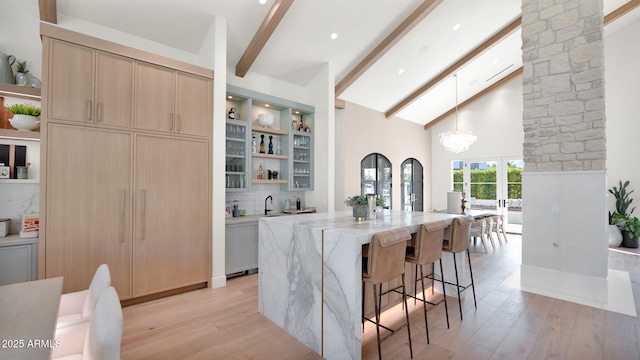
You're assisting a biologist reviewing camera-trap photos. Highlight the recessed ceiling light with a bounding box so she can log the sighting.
[398,68,405,75]
[418,45,429,55]
[265,104,270,107]
[492,58,500,64]
[452,23,461,31]
[330,33,338,40]
[295,111,300,114]
[228,95,233,99]
[258,0,267,4]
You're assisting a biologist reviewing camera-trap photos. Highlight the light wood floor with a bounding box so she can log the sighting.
[121,235,640,359]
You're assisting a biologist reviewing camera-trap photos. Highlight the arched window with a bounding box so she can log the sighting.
[361,153,392,208]
[401,158,424,211]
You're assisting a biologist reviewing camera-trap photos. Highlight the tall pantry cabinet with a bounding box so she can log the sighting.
[39,24,212,300]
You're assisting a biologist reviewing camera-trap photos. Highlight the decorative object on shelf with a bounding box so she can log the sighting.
[258,113,274,128]
[259,134,265,153]
[0,51,16,84]
[252,135,257,153]
[20,212,39,239]
[228,107,236,119]
[257,163,264,180]
[439,74,477,153]
[16,162,29,179]
[344,194,383,220]
[0,96,15,130]
[268,135,274,154]
[0,163,8,179]
[13,60,39,88]
[275,137,281,155]
[6,103,40,131]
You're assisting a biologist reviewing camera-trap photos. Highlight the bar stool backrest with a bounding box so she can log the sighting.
[365,228,411,284]
[414,221,448,265]
[444,216,473,253]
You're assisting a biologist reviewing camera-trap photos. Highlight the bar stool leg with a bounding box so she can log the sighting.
[373,284,382,360]
[401,274,413,359]
[439,259,450,329]
[452,253,463,321]
[467,249,477,309]
[362,281,365,331]
[419,265,429,344]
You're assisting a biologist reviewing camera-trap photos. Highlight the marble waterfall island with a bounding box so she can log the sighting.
[258,210,460,359]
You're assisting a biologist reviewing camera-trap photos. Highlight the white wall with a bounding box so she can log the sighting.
[605,17,640,207]
[338,102,432,211]
[430,77,525,209]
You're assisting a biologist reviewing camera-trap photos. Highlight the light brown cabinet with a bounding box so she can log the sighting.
[40,25,212,300]
[133,135,209,296]
[136,63,211,137]
[47,39,134,127]
[44,124,133,298]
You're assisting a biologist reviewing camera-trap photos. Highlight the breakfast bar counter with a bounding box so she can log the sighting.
[258,210,460,360]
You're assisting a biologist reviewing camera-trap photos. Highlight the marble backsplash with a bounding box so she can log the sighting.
[0,183,39,234]
[225,184,306,216]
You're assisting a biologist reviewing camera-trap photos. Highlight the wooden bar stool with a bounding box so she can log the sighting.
[362,228,413,360]
[440,216,476,321]
[404,220,450,344]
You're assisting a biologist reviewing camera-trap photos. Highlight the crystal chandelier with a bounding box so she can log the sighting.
[438,74,477,153]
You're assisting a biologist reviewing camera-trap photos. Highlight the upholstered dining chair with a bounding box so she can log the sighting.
[51,286,123,360]
[57,264,111,329]
[470,219,490,253]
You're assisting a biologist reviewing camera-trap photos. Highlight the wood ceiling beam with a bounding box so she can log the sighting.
[423,67,523,130]
[385,16,522,119]
[604,0,640,24]
[38,0,57,24]
[235,0,294,78]
[423,0,639,131]
[334,0,443,98]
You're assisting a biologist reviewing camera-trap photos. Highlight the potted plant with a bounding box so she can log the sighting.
[15,60,28,86]
[608,180,635,247]
[345,194,383,220]
[622,216,640,248]
[6,103,41,131]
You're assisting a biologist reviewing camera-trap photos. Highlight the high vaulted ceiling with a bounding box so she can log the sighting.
[46,0,640,127]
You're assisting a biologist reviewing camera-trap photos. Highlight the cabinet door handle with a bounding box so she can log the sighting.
[121,189,126,243]
[176,114,182,132]
[169,113,174,131]
[97,102,102,123]
[87,100,92,121]
[141,189,146,241]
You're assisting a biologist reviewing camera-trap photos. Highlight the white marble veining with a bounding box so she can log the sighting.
[258,210,460,359]
[0,182,39,234]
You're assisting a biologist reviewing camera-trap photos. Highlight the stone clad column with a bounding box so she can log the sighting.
[521,0,609,303]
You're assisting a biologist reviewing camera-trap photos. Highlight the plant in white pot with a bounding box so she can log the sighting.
[608,180,635,247]
[6,103,40,131]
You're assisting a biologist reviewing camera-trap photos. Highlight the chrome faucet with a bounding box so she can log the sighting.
[265,195,273,215]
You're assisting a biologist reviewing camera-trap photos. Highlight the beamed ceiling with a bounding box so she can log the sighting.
[39,0,640,128]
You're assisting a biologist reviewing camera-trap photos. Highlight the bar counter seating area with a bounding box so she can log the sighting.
[258,208,500,359]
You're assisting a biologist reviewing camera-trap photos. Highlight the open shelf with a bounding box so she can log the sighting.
[0,128,40,141]
[251,126,287,136]
[0,83,41,100]
[252,179,287,184]
[252,153,287,160]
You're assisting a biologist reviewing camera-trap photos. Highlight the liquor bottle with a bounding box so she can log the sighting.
[268,135,274,154]
[257,163,264,180]
[259,134,265,153]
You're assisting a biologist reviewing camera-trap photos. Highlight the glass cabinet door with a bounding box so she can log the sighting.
[225,120,248,191]
[291,131,312,189]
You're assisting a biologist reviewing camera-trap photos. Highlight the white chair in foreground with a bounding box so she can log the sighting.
[52,286,123,360]
[57,264,111,328]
